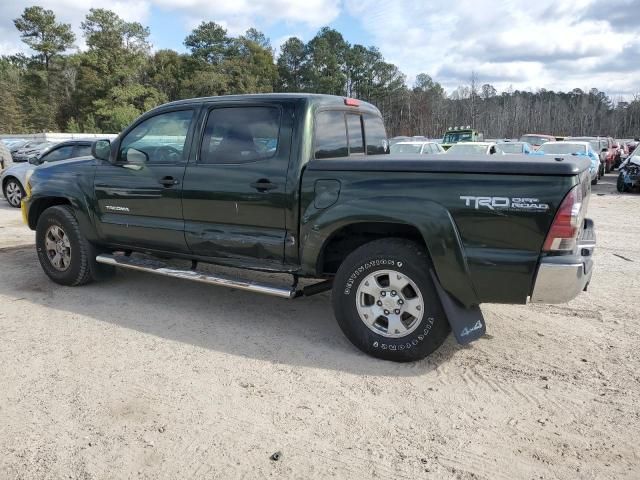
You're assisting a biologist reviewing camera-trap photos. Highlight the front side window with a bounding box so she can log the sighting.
[74,145,93,157]
[119,109,194,164]
[200,107,280,164]
[41,145,75,162]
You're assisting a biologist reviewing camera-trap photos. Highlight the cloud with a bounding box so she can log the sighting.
[345,0,640,97]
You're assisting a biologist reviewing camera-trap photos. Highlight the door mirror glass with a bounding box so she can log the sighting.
[124,148,149,164]
[92,139,111,161]
[28,156,40,165]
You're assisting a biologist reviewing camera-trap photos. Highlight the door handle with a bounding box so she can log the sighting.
[250,179,278,192]
[159,176,179,187]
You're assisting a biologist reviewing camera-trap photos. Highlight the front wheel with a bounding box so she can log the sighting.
[3,178,25,208]
[332,238,450,362]
[36,205,114,286]
[617,173,628,193]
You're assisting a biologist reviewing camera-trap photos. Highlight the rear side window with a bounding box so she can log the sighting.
[314,111,348,159]
[346,114,364,155]
[200,107,280,164]
[364,114,388,155]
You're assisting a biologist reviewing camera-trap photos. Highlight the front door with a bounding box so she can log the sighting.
[94,108,196,252]
[182,103,292,265]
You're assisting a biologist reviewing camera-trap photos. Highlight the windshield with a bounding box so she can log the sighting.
[519,135,550,145]
[390,143,423,154]
[499,143,523,153]
[539,143,587,155]
[447,144,488,155]
[443,132,472,143]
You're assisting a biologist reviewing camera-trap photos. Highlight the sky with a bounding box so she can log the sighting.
[1,0,639,98]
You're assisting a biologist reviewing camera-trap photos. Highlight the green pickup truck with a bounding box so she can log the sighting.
[22,94,595,362]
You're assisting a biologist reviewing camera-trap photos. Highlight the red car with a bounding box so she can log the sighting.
[598,137,617,173]
[518,134,556,150]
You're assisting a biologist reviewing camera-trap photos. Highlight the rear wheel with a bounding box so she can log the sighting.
[3,178,24,208]
[332,238,450,362]
[36,205,114,286]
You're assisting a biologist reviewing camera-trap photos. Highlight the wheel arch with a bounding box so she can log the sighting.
[302,200,480,308]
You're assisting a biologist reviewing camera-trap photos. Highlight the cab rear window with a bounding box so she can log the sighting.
[314,110,388,159]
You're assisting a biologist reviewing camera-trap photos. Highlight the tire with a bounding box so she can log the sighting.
[616,173,628,193]
[591,176,598,185]
[3,178,25,208]
[332,238,450,362]
[599,164,605,178]
[605,162,611,173]
[36,205,114,286]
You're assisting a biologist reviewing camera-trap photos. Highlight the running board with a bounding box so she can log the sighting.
[95,254,296,299]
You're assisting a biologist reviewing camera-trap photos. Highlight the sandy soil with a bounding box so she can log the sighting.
[0,174,638,479]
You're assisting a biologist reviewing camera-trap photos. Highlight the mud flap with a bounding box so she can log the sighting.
[430,270,486,345]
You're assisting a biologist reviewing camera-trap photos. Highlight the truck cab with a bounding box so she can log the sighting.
[441,126,484,150]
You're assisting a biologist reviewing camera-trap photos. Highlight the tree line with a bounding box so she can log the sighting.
[1,6,639,138]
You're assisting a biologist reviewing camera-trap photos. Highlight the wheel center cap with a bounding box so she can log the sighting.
[383,298,396,310]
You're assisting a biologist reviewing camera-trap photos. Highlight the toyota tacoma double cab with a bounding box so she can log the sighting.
[22,94,596,362]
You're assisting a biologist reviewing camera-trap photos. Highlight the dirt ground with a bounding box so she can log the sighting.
[0,174,639,479]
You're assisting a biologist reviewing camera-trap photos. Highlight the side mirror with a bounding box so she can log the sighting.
[92,139,111,161]
[124,148,148,164]
[28,156,40,165]
[601,147,608,152]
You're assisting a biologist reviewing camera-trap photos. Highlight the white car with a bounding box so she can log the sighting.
[535,141,600,185]
[389,141,445,155]
[1,140,94,207]
[445,142,505,155]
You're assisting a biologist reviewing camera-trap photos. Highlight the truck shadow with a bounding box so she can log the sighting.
[5,247,461,377]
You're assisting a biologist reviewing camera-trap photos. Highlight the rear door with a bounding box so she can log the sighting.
[93,107,197,252]
[181,102,293,264]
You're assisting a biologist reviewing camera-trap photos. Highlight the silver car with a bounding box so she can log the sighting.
[2,140,94,208]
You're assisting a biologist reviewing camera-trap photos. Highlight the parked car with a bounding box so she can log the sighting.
[12,141,58,163]
[566,137,612,176]
[498,142,533,154]
[445,142,505,155]
[518,134,555,149]
[389,136,412,145]
[22,94,595,362]
[535,141,600,184]
[2,140,94,208]
[617,147,640,193]
[0,141,12,170]
[5,139,28,153]
[390,141,445,154]
[441,126,484,150]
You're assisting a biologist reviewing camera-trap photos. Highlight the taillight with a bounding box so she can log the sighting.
[543,184,585,252]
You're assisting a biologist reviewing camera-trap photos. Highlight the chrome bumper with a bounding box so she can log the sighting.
[530,219,595,304]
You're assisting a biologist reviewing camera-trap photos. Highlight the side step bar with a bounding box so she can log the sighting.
[96,254,296,299]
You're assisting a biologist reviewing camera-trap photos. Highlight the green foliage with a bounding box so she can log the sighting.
[13,6,74,70]
[277,37,305,92]
[184,21,232,64]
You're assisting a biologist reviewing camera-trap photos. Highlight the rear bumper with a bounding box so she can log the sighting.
[530,219,595,304]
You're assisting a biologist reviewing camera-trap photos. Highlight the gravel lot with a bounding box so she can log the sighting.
[1,174,639,479]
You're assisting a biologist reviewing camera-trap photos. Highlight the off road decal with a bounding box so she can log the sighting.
[460,196,549,211]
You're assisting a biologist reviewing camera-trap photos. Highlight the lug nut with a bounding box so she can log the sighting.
[376,300,383,306]
[398,299,404,305]
[383,309,390,315]
[394,309,401,315]
[391,290,397,296]
[380,291,386,297]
